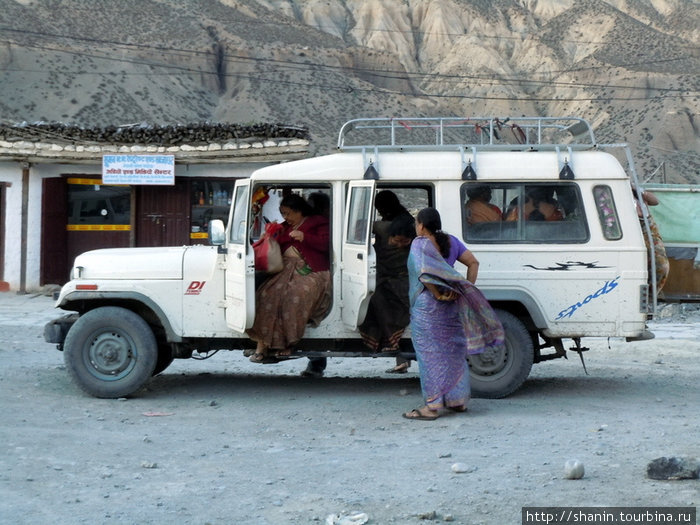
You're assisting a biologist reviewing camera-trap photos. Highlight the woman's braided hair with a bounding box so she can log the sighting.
[417,207,450,259]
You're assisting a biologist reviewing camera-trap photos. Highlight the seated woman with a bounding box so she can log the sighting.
[247,194,331,362]
[505,188,563,222]
[466,185,502,224]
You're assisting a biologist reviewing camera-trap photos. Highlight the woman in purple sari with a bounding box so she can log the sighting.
[403,208,505,420]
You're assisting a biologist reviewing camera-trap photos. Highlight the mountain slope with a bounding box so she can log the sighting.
[0,0,697,182]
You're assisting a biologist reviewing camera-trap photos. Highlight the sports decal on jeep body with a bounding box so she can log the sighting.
[185,281,206,295]
[524,261,611,271]
[555,277,620,320]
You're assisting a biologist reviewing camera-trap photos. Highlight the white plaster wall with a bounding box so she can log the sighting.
[1,159,272,292]
[1,161,23,290]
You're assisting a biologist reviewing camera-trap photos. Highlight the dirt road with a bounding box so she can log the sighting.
[0,293,698,524]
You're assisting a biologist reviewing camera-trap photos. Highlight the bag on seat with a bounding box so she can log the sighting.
[253,222,284,273]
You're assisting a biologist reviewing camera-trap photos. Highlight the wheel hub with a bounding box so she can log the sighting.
[470,344,509,375]
[88,331,135,377]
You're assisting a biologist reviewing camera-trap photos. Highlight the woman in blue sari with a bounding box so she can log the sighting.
[403,208,505,420]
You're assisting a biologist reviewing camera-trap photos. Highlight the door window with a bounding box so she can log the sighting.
[346,186,373,244]
[229,185,249,244]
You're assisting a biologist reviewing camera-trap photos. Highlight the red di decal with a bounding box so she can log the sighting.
[185,281,206,295]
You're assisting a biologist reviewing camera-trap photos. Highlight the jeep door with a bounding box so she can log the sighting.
[224,179,255,333]
[341,180,377,329]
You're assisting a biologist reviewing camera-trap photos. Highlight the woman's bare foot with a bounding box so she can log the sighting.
[274,347,293,358]
[386,362,409,374]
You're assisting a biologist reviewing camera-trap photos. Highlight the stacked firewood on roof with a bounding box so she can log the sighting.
[0,122,310,145]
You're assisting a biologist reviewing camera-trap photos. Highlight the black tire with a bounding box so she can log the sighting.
[63,307,157,398]
[468,308,534,399]
[152,344,175,376]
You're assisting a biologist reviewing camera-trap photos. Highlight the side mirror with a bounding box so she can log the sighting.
[208,219,226,246]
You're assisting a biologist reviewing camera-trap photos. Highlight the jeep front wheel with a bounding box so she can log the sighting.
[63,307,157,398]
[468,308,534,399]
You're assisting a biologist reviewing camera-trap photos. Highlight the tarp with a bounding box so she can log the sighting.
[644,184,700,245]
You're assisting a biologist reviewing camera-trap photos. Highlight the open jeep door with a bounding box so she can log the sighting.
[225,179,255,333]
[341,180,377,329]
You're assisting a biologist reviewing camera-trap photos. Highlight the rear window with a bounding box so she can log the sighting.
[462,183,588,243]
[593,185,622,240]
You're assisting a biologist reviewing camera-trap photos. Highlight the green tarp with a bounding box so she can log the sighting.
[645,184,700,245]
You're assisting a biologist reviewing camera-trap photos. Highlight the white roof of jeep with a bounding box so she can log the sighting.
[250,117,633,183]
[250,149,627,182]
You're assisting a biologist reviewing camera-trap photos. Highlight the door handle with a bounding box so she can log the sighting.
[357,253,363,260]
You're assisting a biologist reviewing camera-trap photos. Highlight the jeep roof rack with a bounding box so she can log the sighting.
[337,117,597,152]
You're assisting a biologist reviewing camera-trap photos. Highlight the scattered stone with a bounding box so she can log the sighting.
[443,514,455,521]
[647,456,700,480]
[140,461,158,469]
[564,459,585,479]
[209,400,218,407]
[438,452,452,458]
[417,510,437,520]
[451,463,476,474]
[325,512,368,525]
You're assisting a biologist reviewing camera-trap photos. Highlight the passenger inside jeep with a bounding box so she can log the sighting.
[505,187,563,222]
[466,185,503,224]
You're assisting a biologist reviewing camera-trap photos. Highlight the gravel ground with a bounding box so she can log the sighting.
[0,293,698,525]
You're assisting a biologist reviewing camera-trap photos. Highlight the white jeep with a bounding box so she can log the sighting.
[45,117,657,398]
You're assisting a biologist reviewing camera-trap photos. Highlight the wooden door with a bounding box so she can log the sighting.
[136,181,190,247]
[41,177,69,285]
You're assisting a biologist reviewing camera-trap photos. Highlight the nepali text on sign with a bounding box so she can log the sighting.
[102,155,175,185]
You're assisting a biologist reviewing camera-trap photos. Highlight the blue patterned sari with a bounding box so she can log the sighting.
[408,237,505,410]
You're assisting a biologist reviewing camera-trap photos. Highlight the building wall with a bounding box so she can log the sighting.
[0,159,272,292]
[0,161,23,289]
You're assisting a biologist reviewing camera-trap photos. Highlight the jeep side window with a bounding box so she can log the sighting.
[593,185,622,240]
[463,183,588,243]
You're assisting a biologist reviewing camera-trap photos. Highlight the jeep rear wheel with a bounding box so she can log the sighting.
[468,308,534,399]
[63,307,157,398]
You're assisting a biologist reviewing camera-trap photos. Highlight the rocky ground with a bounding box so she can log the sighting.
[0,294,698,524]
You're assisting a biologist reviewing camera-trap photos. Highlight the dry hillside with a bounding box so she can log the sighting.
[0,0,697,182]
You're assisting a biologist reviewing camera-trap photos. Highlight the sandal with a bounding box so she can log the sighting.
[402,407,439,421]
[386,362,409,374]
[249,351,265,363]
